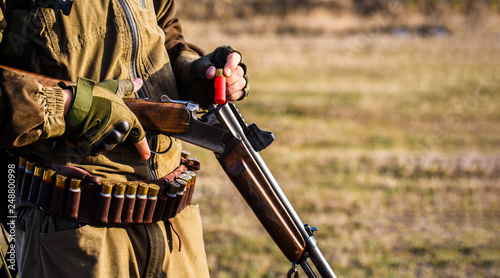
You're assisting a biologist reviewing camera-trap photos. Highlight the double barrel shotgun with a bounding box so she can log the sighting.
[1,65,337,278]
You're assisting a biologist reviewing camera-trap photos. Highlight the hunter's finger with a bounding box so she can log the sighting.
[134,138,151,160]
[132,78,143,93]
[205,66,216,80]
[226,65,245,87]
[226,90,245,102]
[224,52,241,77]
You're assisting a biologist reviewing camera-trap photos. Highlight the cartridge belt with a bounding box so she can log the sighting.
[15,156,200,226]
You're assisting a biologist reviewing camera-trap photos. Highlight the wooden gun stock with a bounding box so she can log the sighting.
[0,65,190,135]
[217,140,306,263]
[0,65,74,87]
[122,98,189,135]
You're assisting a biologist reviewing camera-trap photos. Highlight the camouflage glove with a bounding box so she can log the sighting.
[64,77,146,156]
[182,45,249,107]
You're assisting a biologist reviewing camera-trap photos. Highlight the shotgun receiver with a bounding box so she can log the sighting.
[0,65,337,277]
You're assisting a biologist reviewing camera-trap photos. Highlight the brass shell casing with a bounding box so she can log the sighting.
[101,182,114,195]
[42,169,56,182]
[174,179,187,191]
[126,182,138,195]
[137,182,150,196]
[18,157,27,168]
[55,175,68,188]
[69,178,82,190]
[114,182,127,195]
[168,181,180,195]
[33,166,44,177]
[25,161,36,173]
[148,184,160,197]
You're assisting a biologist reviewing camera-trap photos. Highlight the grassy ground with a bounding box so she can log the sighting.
[179,9,500,278]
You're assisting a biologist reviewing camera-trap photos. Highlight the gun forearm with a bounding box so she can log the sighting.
[217,139,306,263]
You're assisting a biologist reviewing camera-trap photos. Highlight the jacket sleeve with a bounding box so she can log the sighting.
[154,0,208,100]
[0,6,66,149]
[0,66,67,148]
[155,0,204,70]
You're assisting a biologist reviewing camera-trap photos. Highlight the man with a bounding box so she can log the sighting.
[0,0,249,276]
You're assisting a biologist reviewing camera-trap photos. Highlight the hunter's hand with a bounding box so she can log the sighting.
[205,52,247,101]
[63,78,150,160]
[184,45,249,107]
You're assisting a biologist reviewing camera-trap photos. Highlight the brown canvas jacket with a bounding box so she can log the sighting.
[0,0,205,181]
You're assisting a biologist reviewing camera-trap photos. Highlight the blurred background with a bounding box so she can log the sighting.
[176,1,500,277]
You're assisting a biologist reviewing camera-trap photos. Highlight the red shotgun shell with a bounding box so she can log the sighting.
[214,68,226,105]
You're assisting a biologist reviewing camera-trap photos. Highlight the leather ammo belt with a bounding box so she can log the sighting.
[15,157,200,226]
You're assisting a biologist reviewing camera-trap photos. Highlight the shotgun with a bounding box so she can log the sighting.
[0,65,337,277]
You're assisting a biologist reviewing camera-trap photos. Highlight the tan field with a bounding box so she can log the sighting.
[178,5,500,277]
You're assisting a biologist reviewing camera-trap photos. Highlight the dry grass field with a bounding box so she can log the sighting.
[178,6,500,278]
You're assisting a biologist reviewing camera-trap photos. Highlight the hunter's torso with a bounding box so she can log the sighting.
[2,0,183,181]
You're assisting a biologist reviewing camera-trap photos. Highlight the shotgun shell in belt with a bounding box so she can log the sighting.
[16,157,27,193]
[69,178,82,191]
[137,182,149,198]
[101,182,114,196]
[185,170,197,185]
[109,182,127,224]
[50,174,68,216]
[174,179,187,191]
[126,182,138,196]
[181,150,191,159]
[178,174,192,187]
[187,157,199,163]
[20,161,36,198]
[43,169,56,182]
[65,178,82,219]
[183,170,197,207]
[25,161,35,173]
[165,181,180,219]
[122,182,138,223]
[25,161,36,173]
[36,169,56,208]
[18,157,27,168]
[27,166,45,203]
[114,182,127,196]
[133,183,150,223]
[171,179,187,218]
[163,181,180,218]
[55,175,67,188]
[168,181,180,195]
[143,184,160,223]
[148,184,160,198]
[34,166,44,177]
[185,170,196,177]
[97,182,113,223]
